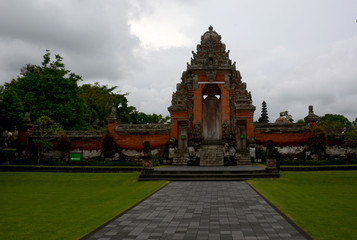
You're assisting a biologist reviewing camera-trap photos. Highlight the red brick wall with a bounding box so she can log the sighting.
[254,131,311,147]
[70,140,102,151]
[114,134,170,151]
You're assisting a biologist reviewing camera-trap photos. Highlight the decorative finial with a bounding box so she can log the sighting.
[208,25,213,31]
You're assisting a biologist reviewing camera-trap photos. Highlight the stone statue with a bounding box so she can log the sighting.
[142,141,153,170]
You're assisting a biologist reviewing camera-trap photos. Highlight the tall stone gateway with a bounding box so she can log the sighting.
[168,26,255,166]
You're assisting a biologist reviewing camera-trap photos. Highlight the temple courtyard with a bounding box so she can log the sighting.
[1,171,357,240]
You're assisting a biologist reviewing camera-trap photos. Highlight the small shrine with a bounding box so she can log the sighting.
[168,26,256,166]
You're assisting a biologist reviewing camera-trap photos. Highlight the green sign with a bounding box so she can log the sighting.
[70,153,81,161]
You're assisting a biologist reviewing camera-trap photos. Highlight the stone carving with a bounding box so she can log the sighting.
[106,106,119,123]
[222,120,229,142]
[224,74,230,89]
[142,141,153,170]
[266,140,277,170]
[206,70,216,82]
[223,142,237,166]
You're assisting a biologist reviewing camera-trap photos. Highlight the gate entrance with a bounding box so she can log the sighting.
[202,84,221,143]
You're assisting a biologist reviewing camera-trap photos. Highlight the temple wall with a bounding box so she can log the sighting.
[254,123,311,147]
[113,124,170,151]
[16,122,356,161]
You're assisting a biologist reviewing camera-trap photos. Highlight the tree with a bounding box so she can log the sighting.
[319,114,351,133]
[79,83,170,126]
[32,116,63,165]
[0,86,24,132]
[80,83,129,128]
[310,126,327,158]
[352,117,357,128]
[5,50,89,130]
[280,111,294,123]
[128,110,170,124]
[346,129,357,150]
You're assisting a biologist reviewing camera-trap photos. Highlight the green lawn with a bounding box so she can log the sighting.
[248,171,357,240]
[0,172,167,240]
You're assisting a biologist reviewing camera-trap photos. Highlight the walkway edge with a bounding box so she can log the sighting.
[247,182,313,240]
[80,181,170,240]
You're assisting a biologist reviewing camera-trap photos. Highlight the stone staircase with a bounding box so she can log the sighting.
[172,150,189,166]
[138,166,280,181]
[200,145,224,166]
[236,150,252,165]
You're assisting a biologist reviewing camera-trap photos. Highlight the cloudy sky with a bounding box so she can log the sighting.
[1,0,356,122]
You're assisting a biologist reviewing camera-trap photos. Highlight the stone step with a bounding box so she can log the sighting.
[236,150,252,165]
[139,171,280,181]
[173,151,189,166]
[200,145,224,166]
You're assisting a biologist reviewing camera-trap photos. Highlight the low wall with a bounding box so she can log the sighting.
[254,123,311,147]
[113,124,171,151]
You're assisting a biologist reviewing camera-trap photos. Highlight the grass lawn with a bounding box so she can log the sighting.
[248,171,357,240]
[0,172,168,240]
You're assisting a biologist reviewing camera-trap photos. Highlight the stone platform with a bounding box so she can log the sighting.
[139,165,279,181]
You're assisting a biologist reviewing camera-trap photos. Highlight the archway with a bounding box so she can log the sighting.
[202,84,221,143]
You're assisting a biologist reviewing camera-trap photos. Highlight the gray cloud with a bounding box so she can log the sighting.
[0,0,140,82]
[0,0,356,122]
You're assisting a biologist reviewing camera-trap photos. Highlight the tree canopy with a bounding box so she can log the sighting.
[0,86,24,132]
[0,50,170,132]
[3,51,89,130]
[280,111,294,123]
[319,114,352,132]
[80,83,129,128]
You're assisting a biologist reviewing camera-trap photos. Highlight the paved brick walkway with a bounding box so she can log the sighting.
[83,182,310,240]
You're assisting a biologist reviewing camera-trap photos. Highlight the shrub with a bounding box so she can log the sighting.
[0,148,17,164]
[310,126,327,158]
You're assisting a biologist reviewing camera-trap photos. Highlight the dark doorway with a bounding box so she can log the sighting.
[178,121,188,150]
[202,84,221,143]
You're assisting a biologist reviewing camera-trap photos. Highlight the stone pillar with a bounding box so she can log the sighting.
[106,106,119,136]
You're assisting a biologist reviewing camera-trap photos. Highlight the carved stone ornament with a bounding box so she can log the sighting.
[206,70,216,82]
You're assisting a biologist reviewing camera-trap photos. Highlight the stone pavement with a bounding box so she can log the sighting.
[83,182,310,240]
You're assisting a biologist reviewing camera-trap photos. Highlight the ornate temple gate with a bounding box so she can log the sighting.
[168,26,256,166]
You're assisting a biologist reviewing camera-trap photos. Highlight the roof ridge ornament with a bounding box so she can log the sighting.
[208,25,213,31]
